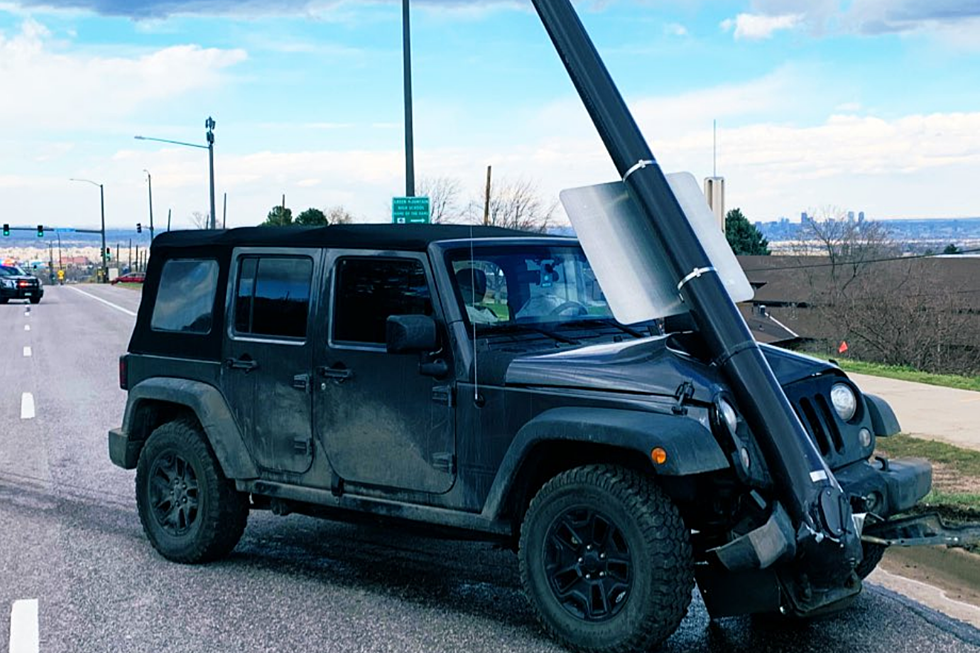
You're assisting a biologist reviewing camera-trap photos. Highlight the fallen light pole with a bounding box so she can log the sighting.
[532,0,861,612]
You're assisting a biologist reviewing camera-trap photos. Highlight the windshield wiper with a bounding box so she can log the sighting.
[479,323,580,345]
[554,318,649,338]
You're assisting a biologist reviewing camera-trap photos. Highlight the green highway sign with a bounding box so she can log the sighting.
[392,196,430,224]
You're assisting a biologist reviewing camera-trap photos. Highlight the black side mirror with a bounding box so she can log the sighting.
[386,314,437,354]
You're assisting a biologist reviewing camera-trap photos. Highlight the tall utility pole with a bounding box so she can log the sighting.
[69,178,108,283]
[144,169,155,241]
[167,209,171,232]
[483,165,492,226]
[206,116,217,229]
[402,0,415,197]
[222,192,227,229]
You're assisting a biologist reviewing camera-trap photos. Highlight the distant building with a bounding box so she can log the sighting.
[858,211,865,223]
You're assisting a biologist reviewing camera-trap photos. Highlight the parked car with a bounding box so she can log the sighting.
[108,224,945,653]
[111,272,146,285]
[0,264,43,304]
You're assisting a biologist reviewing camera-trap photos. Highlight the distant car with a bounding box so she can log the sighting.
[112,272,146,285]
[0,264,43,304]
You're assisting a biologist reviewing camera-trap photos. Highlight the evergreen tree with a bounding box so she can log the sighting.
[261,205,292,226]
[725,208,770,255]
[295,208,328,226]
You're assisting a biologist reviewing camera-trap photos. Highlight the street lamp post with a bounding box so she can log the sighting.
[402,0,415,197]
[69,178,107,283]
[134,116,217,229]
[143,169,155,241]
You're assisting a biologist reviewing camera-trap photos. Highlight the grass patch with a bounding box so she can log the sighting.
[115,282,144,290]
[801,352,980,392]
[876,435,980,478]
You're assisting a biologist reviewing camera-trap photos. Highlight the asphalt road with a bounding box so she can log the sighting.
[2,284,979,653]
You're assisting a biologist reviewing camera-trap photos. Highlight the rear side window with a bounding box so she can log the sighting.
[151,259,219,334]
[332,258,432,345]
[234,256,313,339]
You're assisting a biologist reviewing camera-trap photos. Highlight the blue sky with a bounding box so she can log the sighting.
[0,0,978,230]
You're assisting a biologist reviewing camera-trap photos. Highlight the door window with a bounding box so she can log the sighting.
[234,256,313,339]
[332,258,432,345]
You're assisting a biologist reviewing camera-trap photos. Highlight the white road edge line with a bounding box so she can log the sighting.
[9,599,39,653]
[67,286,138,317]
[23,346,31,357]
[20,393,35,420]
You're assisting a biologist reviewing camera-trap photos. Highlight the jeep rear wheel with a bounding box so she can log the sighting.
[856,542,886,579]
[136,419,248,563]
[519,464,693,653]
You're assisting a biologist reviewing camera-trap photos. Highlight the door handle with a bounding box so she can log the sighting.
[226,356,259,373]
[317,365,353,384]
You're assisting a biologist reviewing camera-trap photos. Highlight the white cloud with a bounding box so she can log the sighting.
[0,18,246,130]
[664,22,688,37]
[721,12,803,40]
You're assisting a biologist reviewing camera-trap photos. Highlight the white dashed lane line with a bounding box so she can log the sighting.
[23,324,30,331]
[23,346,31,357]
[20,393,35,420]
[8,599,39,653]
[66,286,138,317]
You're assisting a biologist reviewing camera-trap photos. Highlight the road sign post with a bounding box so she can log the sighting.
[392,196,430,224]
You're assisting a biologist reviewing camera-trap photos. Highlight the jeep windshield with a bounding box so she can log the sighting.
[447,244,646,340]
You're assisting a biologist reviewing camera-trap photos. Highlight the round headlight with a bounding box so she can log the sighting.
[831,383,858,421]
[717,399,738,434]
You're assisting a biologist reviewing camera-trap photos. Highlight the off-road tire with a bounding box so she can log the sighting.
[519,464,694,653]
[29,297,40,304]
[0,298,8,304]
[136,419,248,563]
[856,542,886,579]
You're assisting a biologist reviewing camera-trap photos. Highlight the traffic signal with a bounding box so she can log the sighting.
[136,223,142,234]
[2,224,8,237]
[37,224,43,238]
[105,247,112,261]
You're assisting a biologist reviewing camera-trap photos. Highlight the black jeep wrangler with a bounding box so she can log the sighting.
[0,264,43,304]
[110,224,937,652]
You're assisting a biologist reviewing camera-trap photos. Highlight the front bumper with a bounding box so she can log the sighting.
[0,286,43,300]
[835,456,932,517]
[108,427,141,469]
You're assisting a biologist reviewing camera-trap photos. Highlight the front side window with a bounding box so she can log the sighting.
[234,256,313,339]
[448,245,613,330]
[151,259,219,333]
[332,258,432,345]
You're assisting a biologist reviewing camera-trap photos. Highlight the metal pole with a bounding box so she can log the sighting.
[145,169,155,241]
[99,184,108,283]
[483,165,492,226]
[129,239,132,270]
[402,0,415,197]
[57,231,62,271]
[530,0,858,577]
[222,192,227,229]
[167,209,171,232]
[206,117,217,229]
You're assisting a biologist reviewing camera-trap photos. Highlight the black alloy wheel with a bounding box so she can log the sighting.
[148,451,200,536]
[544,507,633,621]
[520,464,694,653]
[136,419,248,563]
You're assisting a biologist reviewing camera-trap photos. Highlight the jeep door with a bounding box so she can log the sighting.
[314,252,455,494]
[221,249,319,474]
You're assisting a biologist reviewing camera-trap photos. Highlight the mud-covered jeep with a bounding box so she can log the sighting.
[110,223,946,652]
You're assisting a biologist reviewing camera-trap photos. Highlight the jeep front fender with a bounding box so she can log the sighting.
[122,378,259,480]
[481,406,729,519]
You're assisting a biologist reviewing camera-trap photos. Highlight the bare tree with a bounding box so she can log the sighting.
[189,211,210,229]
[470,176,556,233]
[326,206,355,225]
[418,176,463,224]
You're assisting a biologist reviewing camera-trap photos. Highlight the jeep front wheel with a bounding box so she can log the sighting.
[519,464,693,653]
[136,419,248,563]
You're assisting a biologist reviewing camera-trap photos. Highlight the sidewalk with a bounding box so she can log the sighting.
[849,372,980,452]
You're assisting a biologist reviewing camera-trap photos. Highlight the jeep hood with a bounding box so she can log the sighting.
[504,337,836,401]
